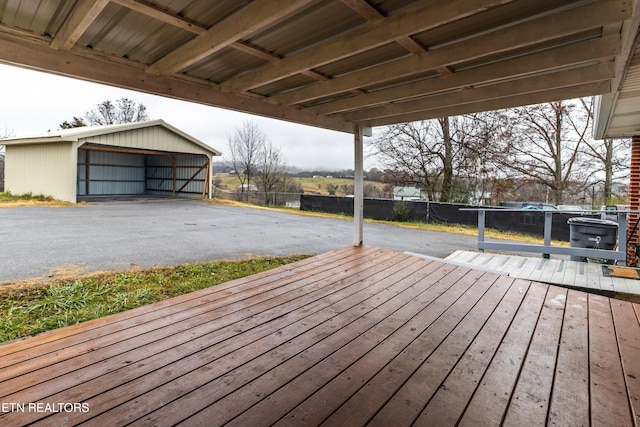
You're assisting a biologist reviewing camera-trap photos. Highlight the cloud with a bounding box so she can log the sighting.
[0,64,372,170]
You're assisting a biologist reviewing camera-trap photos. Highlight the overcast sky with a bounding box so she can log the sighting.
[0,63,376,170]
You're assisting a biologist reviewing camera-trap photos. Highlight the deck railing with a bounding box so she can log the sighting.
[461,208,629,263]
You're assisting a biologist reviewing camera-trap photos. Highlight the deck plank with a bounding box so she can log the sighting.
[415,276,530,426]
[510,257,540,280]
[610,298,640,425]
[0,246,638,427]
[548,259,568,286]
[501,286,567,426]
[589,294,634,426]
[547,290,590,427]
[145,260,464,425]
[5,249,409,426]
[457,281,549,427]
[526,258,555,283]
[1,247,393,401]
[279,269,500,427]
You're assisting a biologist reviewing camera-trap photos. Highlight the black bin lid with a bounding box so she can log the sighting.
[567,217,618,227]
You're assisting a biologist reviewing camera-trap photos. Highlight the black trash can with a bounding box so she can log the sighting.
[567,217,618,262]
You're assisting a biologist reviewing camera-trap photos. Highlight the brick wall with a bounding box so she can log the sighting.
[628,136,640,266]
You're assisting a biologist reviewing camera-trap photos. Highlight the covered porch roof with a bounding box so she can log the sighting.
[0,0,637,137]
[2,0,640,246]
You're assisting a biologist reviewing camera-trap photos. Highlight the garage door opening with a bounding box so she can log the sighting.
[77,145,210,201]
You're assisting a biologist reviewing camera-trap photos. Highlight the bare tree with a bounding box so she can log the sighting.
[369,117,494,202]
[0,123,13,153]
[60,98,149,129]
[0,124,10,191]
[226,120,267,200]
[256,140,288,205]
[575,98,630,203]
[491,100,588,205]
[370,120,446,201]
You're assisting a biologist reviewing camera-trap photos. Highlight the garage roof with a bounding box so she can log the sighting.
[2,119,221,155]
[0,1,638,136]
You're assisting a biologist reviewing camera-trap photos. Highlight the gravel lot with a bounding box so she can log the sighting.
[0,199,480,284]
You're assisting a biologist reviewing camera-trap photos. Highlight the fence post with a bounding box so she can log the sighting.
[543,211,552,258]
[619,211,628,264]
[478,209,485,252]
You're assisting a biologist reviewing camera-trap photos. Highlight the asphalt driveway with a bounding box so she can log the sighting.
[0,199,480,284]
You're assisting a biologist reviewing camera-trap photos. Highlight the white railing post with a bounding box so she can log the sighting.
[543,211,552,258]
[478,209,485,252]
[353,125,366,246]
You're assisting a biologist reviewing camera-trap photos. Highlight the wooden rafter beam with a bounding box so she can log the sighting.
[219,0,513,93]
[268,0,629,107]
[340,63,614,123]
[230,40,332,83]
[307,35,621,116]
[340,0,426,55]
[147,0,314,76]
[0,31,354,134]
[178,163,208,193]
[365,81,611,127]
[340,0,383,22]
[111,0,207,35]
[50,0,109,50]
[79,144,176,157]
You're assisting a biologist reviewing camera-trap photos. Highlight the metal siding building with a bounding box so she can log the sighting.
[3,120,220,202]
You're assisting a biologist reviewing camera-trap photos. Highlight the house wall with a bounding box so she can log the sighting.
[5,142,77,202]
[628,135,640,266]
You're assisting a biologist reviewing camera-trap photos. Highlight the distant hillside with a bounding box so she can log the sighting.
[213,173,389,197]
[212,160,351,177]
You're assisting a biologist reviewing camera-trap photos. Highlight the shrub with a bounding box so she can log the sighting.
[393,201,413,222]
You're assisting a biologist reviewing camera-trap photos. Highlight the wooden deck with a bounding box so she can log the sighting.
[1,246,639,426]
[446,250,640,300]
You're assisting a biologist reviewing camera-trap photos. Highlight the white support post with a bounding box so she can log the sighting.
[353,126,365,246]
[208,155,213,199]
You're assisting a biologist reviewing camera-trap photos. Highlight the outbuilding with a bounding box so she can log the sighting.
[3,120,220,203]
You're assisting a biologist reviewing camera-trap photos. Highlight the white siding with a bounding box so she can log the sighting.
[78,126,211,155]
[5,142,76,202]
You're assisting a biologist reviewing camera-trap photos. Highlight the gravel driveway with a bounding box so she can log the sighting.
[0,199,480,284]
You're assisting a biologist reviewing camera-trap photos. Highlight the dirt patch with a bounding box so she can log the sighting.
[0,200,73,208]
[46,263,91,280]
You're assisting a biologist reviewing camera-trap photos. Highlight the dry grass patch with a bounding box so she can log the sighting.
[0,255,310,343]
[0,192,72,207]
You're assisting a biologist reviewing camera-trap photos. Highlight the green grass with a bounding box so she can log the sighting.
[0,256,309,343]
[0,191,54,202]
[0,191,71,207]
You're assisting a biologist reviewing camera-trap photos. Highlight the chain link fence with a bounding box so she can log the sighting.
[213,189,302,208]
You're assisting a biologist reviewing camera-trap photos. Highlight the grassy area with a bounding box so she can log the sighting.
[0,191,72,207]
[0,255,309,343]
[213,173,385,195]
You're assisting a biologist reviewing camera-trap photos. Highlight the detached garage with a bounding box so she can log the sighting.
[3,120,220,203]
